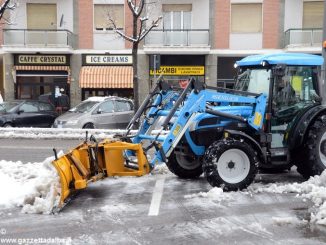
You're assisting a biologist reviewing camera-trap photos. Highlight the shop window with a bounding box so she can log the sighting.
[303,1,324,28]
[94,4,124,31]
[27,4,57,29]
[231,3,262,33]
[162,4,192,30]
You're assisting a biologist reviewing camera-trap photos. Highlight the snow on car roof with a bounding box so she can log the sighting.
[85,96,112,102]
[236,53,324,67]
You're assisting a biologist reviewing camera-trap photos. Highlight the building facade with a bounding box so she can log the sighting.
[0,0,324,107]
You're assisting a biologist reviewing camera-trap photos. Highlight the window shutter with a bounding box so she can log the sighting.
[303,1,324,28]
[94,4,124,30]
[27,4,57,29]
[231,4,262,33]
[162,4,192,12]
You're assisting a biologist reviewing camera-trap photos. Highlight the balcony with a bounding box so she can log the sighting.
[144,29,210,48]
[284,28,322,48]
[3,29,75,51]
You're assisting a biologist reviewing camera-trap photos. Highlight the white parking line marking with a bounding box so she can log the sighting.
[148,177,165,216]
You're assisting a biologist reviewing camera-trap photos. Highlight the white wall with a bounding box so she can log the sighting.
[284,0,303,31]
[9,0,73,31]
[230,33,263,49]
[93,33,125,50]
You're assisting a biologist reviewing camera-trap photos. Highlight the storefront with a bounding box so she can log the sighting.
[13,54,71,105]
[149,55,205,87]
[79,54,133,100]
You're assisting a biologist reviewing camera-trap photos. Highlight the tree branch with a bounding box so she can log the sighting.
[138,16,162,42]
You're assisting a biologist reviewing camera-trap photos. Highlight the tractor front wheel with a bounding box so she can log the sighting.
[203,138,258,191]
[297,115,326,179]
[166,149,203,179]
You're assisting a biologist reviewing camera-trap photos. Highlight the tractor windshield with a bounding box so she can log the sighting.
[234,69,271,96]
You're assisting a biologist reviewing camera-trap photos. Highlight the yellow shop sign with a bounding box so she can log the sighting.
[150,66,205,76]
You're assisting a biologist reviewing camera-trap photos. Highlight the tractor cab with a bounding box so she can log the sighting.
[235,53,324,168]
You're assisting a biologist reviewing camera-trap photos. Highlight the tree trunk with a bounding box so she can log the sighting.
[132,42,139,112]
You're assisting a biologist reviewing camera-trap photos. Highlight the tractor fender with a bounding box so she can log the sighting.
[224,129,265,164]
[287,104,326,151]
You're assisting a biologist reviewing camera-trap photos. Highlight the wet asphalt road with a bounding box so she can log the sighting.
[0,138,326,244]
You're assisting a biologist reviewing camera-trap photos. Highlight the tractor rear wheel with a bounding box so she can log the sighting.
[166,147,203,179]
[296,115,326,179]
[202,138,258,191]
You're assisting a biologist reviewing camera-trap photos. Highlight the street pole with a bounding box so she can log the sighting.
[322,0,326,104]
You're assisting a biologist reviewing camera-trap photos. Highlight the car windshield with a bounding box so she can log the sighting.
[69,101,99,113]
[0,102,20,112]
[234,69,271,96]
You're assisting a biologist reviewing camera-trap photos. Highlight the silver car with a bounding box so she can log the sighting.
[53,96,134,129]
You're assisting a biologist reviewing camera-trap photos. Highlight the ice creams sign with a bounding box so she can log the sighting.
[85,55,133,65]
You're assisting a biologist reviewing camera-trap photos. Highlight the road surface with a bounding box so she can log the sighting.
[0,138,326,244]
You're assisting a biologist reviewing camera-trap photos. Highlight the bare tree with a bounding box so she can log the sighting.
[0,0,16,24]
[110,0,162,112]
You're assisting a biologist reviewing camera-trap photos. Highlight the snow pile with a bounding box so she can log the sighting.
[0,156,61,214]
[272,216,308,226]
[0,128,125,140]
[251,170,326,225]
[184,187,234,203]
[151,163,170,175]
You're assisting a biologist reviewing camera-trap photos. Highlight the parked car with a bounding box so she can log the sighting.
[52,96,134,129]
[0,100,58,127]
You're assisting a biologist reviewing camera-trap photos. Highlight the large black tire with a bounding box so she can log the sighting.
[202,138,259,191]
[296,115,326,179]
[166,148,203,179]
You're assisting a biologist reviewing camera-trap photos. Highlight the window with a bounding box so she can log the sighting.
[231,4,262,33]
[234,69,271,96]
[163,4,192,30]
[27,4,57,29]
[115,101,132,112]
[303,1,324,28]
[99,101,114,113]
[94,4,124,31]
[20,102,38,113]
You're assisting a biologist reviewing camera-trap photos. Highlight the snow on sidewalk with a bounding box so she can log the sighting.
[0,156,61,214]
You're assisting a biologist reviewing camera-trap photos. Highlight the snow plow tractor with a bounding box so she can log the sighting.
[52,53,325,208]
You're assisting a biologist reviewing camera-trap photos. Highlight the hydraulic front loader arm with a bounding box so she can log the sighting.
[145,81,267,167]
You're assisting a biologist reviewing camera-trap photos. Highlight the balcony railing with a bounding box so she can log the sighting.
[284,28,322,47]
[144,29,210,47]
[3,29,75,49]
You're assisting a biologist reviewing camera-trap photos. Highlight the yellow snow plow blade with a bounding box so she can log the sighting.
[52,139,150,208]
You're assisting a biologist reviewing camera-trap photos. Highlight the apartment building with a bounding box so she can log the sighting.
[0,0,324,106]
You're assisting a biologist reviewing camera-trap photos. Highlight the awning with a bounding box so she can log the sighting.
[14,65,71,83]
[79,66,133,88]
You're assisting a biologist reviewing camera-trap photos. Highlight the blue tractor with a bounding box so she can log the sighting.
[52,53,326,207]
[128,52,325,191]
